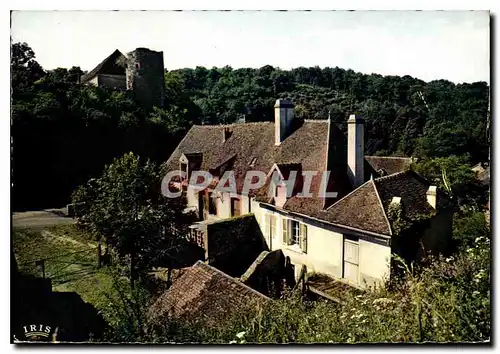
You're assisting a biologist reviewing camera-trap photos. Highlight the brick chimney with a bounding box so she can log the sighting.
[426,185,437,208]
[347,114,365,188]
[274,99,295,146]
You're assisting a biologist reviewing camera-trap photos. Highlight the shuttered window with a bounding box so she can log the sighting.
[343,238,359,284]
[264,214,276,241]
[282,218,288,245]
[281,218,308,253]
[270,215,276,239]
[300,224,308,253]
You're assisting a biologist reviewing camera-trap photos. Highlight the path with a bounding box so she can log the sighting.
[12,209,76,230]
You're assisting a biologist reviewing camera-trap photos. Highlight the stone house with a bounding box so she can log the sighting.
[165,99,453,290]
[80,48,165,110]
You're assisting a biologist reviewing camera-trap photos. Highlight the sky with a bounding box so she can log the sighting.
[10,10,490,84]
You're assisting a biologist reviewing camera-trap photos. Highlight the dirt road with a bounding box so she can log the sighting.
[12,209,76,230]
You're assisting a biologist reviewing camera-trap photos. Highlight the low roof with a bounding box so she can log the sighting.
[320,170,451,235]
[307,273,364,302]
[148,261,268,328]
[365,156,414,177]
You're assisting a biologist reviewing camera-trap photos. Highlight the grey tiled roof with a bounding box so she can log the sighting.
[148,261,268,328]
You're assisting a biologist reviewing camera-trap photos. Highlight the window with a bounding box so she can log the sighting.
[135,62,140,70]
[282,218,307,253]
[291,220,300,246]
[343,236,360,284]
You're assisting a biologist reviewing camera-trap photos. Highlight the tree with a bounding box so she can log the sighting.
[72,152,196,288]
[412,156,488,210]
[11,42,45,98]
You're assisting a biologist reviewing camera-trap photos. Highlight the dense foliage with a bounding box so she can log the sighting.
[71,152,196,287]
[165,65,489,161]
[128,235,489,343]
[11,42,489,210]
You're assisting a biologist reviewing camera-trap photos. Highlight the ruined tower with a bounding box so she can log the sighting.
[125,48,166,110]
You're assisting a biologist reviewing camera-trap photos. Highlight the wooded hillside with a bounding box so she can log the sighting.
[11,42,490,210]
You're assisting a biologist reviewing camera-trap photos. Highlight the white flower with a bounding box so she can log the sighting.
[472,291,480,297]
[236,331,246,339]
[229,340,237,344]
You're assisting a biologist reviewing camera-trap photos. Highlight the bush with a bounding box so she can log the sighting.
[205,238,490,344]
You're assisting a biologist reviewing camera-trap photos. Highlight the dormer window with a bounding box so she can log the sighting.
[179,153,202,183]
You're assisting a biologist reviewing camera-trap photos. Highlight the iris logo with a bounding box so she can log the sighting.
[22,324,51,339]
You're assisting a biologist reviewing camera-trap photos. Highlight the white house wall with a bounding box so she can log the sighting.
[359,239,391,288]
[185,186,391,289]
[255,202,391,289]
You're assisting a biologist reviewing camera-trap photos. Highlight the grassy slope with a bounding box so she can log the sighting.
[13,224,130,325]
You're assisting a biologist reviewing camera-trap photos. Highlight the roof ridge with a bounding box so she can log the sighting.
[365,155,413,160]
[193,261,270,300]
[193,122,273,128]
[371,179,393,236]
[373,170,411,182]
[303,119,329,123]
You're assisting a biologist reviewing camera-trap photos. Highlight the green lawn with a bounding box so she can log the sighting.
[13,224,131,326]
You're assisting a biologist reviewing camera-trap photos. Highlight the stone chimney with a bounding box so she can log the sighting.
[347,114,365,188]
[426,185,437,208]
[222,127,232,142]
[274,99,295,146]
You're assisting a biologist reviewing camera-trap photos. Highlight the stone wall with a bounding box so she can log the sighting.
[239,250,286,297]
[97,74,126,90]
[126,48,165,110]
[205,214,267,277]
